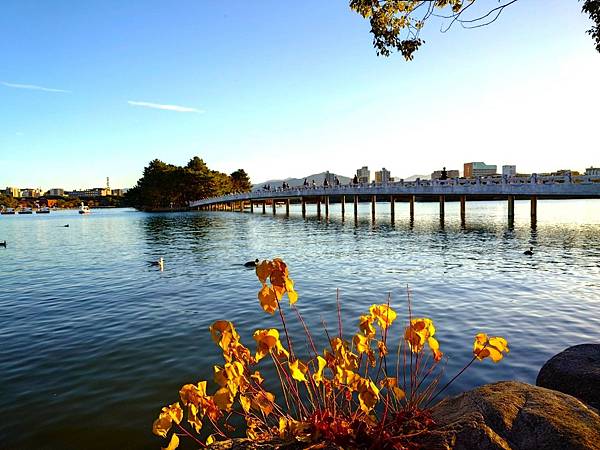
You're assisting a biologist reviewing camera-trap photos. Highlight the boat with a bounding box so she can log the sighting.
[36,207,51,214]
[79,202,91,214]
[18,207,33,214]
[1,207,16,215]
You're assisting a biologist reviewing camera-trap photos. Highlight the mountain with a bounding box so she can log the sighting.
[404,174,431,181]
[253,172,352,190]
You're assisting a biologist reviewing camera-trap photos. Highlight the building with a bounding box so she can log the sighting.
[356,166,370,184]
[374,168,391,184]
[464,162,497,178]
[111,189,124,197]
[502,165,517,177]
[46,188,65,197]
[5,187,21,197]
[21,188,43,198]
[324,171,336,186]
[431,168,460,180]
[585,167,600,176]
[66,188,111,197]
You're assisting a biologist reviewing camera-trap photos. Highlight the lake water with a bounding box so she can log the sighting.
[1,200,599,449]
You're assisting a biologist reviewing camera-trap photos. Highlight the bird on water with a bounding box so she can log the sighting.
[524,247,534,256]
[0,241,6,247]
[150,257,164,270]
[244,259,259,267]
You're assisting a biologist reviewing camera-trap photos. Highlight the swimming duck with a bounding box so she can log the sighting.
[244,258,259,267]
[150,257,164,270]
[0,241,6,247]
[523,247,533,256]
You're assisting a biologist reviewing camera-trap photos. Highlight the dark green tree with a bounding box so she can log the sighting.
[230,169,252,193]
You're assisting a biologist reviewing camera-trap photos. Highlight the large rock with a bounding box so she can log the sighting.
[422,381,600,450]
[536,344,600,410]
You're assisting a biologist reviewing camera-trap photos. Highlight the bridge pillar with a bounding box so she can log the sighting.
[262,201,266,214]
[409,195,415,220]
[316,197,321,219]
[285,198,290,216]
[341,195,345,219]
[390,195,395,222]
[324,196,329,219]
[508,195,515,219]
[439,195,445,219]
[371,195,376,222]
[531,195,537,222]
[250,202,254,213]
[460,195,466,224]
[272,199,276,215]
[301,197,306,218]
[353,195,358,222]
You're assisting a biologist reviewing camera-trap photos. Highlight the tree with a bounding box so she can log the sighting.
[350,0,600,59]
[230,169,252,193]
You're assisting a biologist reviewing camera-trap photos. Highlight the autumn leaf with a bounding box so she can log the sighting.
[370,304,397,329]
[161,433,179,450]
[152,402,183,438]
[288,358,308,382]
[258,284,279,314]
[473,333,509,362]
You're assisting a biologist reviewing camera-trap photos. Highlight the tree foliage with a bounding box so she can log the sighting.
[125,157,251,210]
[351,0,600,59]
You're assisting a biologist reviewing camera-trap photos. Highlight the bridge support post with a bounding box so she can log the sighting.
[531,195,537,222]
[262,201,266,214]
[409,195,415,221]
[301,197,306,218]
[439,195,445,219]
[353,195,358,222]
[272,199,276,215]
[341,195,345,219]
[371,195,376,222]
[508,195,515,220]
[325,196,329,219]
[285,199,290,216]
[316,197,321,219]
[390,195,395,223]
[460,195,466,224]
[250,202,253,213]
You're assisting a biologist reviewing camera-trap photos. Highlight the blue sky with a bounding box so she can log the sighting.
[1,0,599,189]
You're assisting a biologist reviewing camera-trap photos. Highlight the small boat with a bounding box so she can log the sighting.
[36,207,51,214]
[79,202,91,214]
[18,207,33,214]
[1,208,17,215]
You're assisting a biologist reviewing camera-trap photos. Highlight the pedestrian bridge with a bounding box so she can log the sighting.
[189,175,600,222]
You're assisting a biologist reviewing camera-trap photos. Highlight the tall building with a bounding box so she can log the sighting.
[464,162,497,178]
[431,169,459,180]
[585,167,600,176]
[4,187,21,197]
[375,168,391,184]
[356,166,370,183]
[502,165,517,177]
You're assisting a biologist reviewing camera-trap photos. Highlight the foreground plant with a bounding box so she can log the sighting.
[153,258,509,449]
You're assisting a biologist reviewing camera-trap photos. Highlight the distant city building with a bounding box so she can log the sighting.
[502,165,517,177]
[46,188,66,197]
[356,166,370,184]
[111,189,124,197]
[431,169,459,180]
[375,168,391,184]
[5,187,21,197]
[21,188,42,198]
[464,162,497,178]
[66,188,111,197]
[324,171,336,186]
[585,167,600,176]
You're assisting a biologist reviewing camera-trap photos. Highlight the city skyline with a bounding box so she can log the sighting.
[1,1,599,188]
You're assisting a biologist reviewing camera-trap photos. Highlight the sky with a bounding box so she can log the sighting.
[1,0,599,189]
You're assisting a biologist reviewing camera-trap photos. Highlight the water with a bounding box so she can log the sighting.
[1,200,599,449]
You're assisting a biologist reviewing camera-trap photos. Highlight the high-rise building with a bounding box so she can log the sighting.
[502,165,517,177]
[464,162,497,178]
[4,187,21,197]
[356,166,370,183]
[375,168,391,184]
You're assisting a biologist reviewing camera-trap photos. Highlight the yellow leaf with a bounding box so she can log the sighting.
[370,304,397,329]
[353,333,370,354]
[312,356,327,385]
[258,284,279,314]
[152,403,183,438]
[213,387,234,411]
[359,314,376,338]
[161,433,179,450]
[287,288,298,305]
[473,333,509,362]
[357,378,380,413]
[253,328,281,361]
[288,359,308,382]
[251,370,264,384]
[251,391,275,415]
[239,394,251,413]
[392,386,406,401]
[255,260,272,284]
[187,404,202,433]
[206,434,216,446]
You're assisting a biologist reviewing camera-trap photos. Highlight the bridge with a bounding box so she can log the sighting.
[190,175,600,223]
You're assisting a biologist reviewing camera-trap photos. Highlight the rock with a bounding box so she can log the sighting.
[421,381,600,450]
[536,344,600,410]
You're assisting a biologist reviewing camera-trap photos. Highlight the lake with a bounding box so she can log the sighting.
[1,200,599,449]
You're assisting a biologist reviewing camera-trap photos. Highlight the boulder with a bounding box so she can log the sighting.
[422,381,600,450]
[536,344,600,410]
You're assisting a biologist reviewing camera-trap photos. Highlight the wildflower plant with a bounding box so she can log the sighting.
[153,258,509,449]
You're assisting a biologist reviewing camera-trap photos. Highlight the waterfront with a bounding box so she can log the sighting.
[1,200,599,449]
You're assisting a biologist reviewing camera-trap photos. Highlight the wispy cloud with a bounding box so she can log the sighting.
[127,100,203,113]
[1,81,71,93]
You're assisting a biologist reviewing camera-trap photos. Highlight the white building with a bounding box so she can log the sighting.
[502,165,517,177]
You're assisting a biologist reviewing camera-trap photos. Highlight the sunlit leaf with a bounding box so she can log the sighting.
[251,391,275,415]
[353,333,371,354]
[474,333,509,362]
[255,260,272,284]
[239,394,251,413]
[288,359,308,382]
[213,387,234,411]
[152,402,183,438]
[369,304,397,329]
[161,433,179,450]
[258,285,279,314]
[312,355,327,385]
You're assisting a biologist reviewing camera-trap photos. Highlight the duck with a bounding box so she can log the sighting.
[150,257,164,270]
[0,241,6,247]
[523,247,534,256]
[63,224,69,228]
[244,258,259,267]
